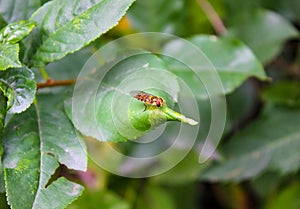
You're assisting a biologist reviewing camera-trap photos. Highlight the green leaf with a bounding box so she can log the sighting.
[226,9,298,63]
[162,35,267,98]
[26,0,136,67]
[0,43,21,70]
[201,106,300,182]
[0,67,36,113]
[0,20,37,44]
[70,53,182,142]
[0,20,37,70]
[3,92,87,209]
[68,190,130,209]
[0,0,42,23]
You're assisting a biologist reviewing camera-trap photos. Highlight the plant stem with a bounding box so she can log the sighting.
[37,79,76,89]
[196,0,227,35]
[161,106,198,126]
[39,67,49,80]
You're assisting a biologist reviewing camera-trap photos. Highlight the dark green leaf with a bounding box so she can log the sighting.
[0,43,21,70]
[162,35,267,98]
[0,67,36,113]
[0,0,42,23]
[3,92,87,209]
[26,0,136,67]
[0,20,37,44]
[226,9,298,63]
[70,53,181,142]
[201,106,300,181]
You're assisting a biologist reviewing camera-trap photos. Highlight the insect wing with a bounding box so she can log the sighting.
[129,90,150,97]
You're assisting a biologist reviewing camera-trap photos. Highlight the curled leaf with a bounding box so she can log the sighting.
[0,20,37,44]
[0,67,36,113]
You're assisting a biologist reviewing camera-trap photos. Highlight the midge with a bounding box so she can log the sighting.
[130,90,165,107]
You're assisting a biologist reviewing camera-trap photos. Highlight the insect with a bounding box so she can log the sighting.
[130,91,165,107]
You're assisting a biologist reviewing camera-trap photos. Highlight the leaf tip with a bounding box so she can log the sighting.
[183,116,199,126]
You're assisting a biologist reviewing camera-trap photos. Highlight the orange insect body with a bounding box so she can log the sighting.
[132,91,165,107]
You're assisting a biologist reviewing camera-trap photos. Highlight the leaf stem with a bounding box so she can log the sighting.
[39,67,49,81]
[36,79,76,89]
[196,0,227,35]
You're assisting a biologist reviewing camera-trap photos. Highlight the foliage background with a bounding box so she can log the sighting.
[0,0,299,208]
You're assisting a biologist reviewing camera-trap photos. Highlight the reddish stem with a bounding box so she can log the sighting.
[197,0,227,35]
[37,79,76,89]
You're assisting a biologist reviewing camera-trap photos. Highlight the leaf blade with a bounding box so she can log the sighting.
[201,106,300,181]
[3,92,87,209]
[226,9,298,63]
[0,20,37,44]
[0,67,36,113]
[162,35,267,98]
[27,0,136,66]
[0,43,22,70]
